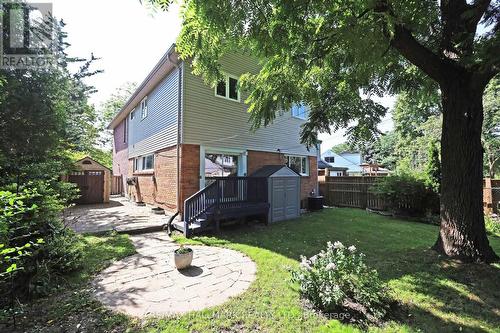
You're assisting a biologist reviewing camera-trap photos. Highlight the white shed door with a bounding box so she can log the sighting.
[271,177,300,222]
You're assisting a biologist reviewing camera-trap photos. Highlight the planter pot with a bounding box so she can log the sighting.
[174,248,193,270]
[152,207,165,215]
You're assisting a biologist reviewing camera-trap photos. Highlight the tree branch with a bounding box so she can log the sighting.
[390,24,447,84]
[467,0,492,30]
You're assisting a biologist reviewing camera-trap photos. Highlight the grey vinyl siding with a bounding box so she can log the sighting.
[182,54,316,157]
[128,64,182,158]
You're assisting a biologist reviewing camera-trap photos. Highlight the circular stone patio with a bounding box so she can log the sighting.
[92,232,256,317]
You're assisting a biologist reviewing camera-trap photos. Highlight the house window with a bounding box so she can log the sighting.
[215,74,240,101]
[133,154,154,172]
[204,153,239,178]
[325,156,335,163]
[291,104,308,120]
[285,155,309,176]
[140,97,148,120]
[130,110,135,120]
[123,119,127,143]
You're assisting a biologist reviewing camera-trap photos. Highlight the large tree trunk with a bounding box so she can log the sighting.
[434,72,499,263]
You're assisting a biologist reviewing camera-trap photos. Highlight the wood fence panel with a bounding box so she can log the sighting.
[319,176,387,210]
[111,175,123,195]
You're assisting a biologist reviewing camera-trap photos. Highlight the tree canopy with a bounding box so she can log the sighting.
[150,0,498,145]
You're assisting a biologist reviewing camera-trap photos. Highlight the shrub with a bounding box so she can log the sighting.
[292,241,388,325]
[0,183,83,303]
[485,215,500,237]
[372,173,439,216]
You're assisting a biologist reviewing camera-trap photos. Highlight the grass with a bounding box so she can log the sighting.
[144,208,500,333]
[10,209,500,333]
[11,232,137,333]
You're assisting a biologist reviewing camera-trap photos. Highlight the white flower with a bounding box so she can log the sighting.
[325,262,336,271]
[327,241,333,249]
[348,245,356,253]
[318,250,326,258]
[300,255,311,270]
[300,261,312,270]
[333,241,344,249]
[310,255,318,263]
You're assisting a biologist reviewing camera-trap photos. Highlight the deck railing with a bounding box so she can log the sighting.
[183,177,268,228]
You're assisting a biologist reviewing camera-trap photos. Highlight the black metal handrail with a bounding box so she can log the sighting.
[183,177,268,230]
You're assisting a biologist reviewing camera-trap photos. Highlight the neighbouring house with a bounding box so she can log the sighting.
[321,151,390,176]
[108,44,318,234]
[64,156,111,204]
[317,159,348,181]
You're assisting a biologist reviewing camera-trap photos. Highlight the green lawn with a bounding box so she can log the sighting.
[148,208,500,333]
[13,209,500,333]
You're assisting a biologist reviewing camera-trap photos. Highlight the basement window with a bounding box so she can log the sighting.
[285,155,309,176]
[134,154,154,172]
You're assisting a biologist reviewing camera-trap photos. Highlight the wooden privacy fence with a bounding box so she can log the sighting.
[111,175,124,195]
[319,176,387,210]
[484,178,500,214]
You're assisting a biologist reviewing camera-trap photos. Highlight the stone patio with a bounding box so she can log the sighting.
[93,232,256,317]
[65,196,168,234]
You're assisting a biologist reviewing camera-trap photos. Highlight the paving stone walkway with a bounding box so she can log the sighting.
[65,197,167,234]
[93,232,256,317]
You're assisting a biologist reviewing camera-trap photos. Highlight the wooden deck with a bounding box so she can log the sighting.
[172,177,269,236]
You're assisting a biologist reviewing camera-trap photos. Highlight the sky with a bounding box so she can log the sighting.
[51,0,394,152]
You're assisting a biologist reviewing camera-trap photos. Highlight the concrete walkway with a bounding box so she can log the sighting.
[92,232,256,317]
[65,197,168,234]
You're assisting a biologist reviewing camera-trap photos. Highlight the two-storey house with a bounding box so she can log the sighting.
[109,44,318,232]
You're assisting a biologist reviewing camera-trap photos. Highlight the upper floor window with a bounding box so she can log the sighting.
[140,97,148,120]
[215,74,240,101]
[291,104,308,120]
[325,156,335,163]
[285,155,309,176]
[130,110,135,120]
[133,154,154,172]
[123,119,127,143]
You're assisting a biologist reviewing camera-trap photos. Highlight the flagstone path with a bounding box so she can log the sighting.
[92,232,256,317]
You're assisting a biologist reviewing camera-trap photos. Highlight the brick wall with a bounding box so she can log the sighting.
[127,145,178,212]
[247,150,318,207]
[113,120,128,193]
[179,144,200,210]
[126,145,317,213]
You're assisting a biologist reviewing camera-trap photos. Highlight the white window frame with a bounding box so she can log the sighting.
[140,97,148,120]
[133,154,154,172]
[214,73,240,102]
[285,155,309,176]
[325,156,335,163]
[291,103,308,120]
[130,109,135,120]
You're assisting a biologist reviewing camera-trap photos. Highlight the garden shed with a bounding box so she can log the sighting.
[251,165,301,223]
[67,157,111,204]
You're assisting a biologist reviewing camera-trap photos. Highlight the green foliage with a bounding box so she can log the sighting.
[0,185,83,308]
[424,141,441,194]
[331,143,352,154]
[483,77,500,178]
[292,241,388,325]
[373,173,439,217]
[485,215,500,237]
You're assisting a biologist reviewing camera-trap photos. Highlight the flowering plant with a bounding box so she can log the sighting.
[292,241,388,324]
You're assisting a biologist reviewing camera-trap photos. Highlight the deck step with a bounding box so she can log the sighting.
[172,220,206,234]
